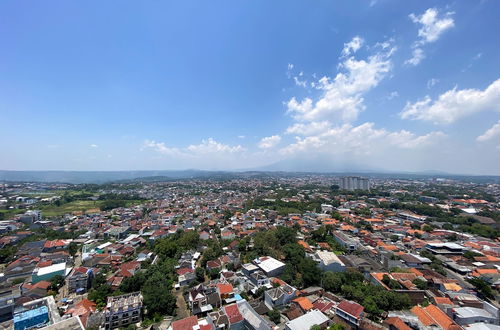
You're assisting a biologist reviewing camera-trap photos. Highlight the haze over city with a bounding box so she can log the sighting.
[1,0,500,174]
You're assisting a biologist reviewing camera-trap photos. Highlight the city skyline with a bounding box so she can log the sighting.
[1,1,500,174]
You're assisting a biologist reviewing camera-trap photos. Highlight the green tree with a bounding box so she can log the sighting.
[442,223,453,230]
[88,284,112,309]
[422,224,433,232]
[209,268,220,280]
[154,239,178,258]
[92,272,107,288]
[142,272,176,316]
[283,243,305,265]
[0,246,16,263]
[179,230,200,250]
[255,287,267,298]
[195,267,205,282]
[49,275,65,292]
[268,309,281,324]
[322,272,343,293]
[463,250,482,260]
[275,226,297,246]
[100,200,127,211]
[467,278,494,299]
[68,242,79,257]
[119,272,147,293]
[297,257,321,286]
[363,296,381,317]
[412,278,428,290]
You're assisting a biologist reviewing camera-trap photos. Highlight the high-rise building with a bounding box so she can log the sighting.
[339,176,370,191]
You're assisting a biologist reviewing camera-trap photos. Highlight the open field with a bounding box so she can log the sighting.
[0,209,24,220]
[40,199,145,217]
[40,200,99,216]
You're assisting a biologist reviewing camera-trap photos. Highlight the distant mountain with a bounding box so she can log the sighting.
[0,170,226,184]
[249,155,387,173]
[1,168,499,184]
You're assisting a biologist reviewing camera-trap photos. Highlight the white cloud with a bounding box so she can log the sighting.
[285,121,331,136]
[387,130,446,149]
[341,36,364,57]
[400,79,500,124]
[280,122,445,156]
[293,76,307,88]
[141,138,251,170]
[387,91,399,100]
[427,78,439,89]
[406,8,454,66]
[237,135,246,139]
[187,138,244,154]
[286,40,395,123]
[477,120,500,142]
[462,53,484,72]
[89,144,98,148]
[409,8,455,45]
[405,48,425,66]
[143,138,244,157]
[287,63,294,76]
[142,140,180,156]
[258,135,281,149]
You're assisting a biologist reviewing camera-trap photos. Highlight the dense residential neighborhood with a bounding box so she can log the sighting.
[0,174,499,330]
[2,0,500,328]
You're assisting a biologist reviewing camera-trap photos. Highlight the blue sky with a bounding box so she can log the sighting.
[1,0,499,174]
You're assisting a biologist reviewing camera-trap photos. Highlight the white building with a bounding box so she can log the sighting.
[253,257,285,277]
[311,250,346,272]
[339,176,370,191]
[285,310,330,330]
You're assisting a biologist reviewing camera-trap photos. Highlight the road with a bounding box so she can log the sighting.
[173,289,189,320]
[56,251,83,303]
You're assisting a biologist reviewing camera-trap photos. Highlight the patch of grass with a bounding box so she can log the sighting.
[40,200,99,216]
[40,199,145,217]
[0,209,24,220]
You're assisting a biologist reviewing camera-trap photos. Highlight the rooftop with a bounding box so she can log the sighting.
[314,250,345,266]
[254,257,285,273]
[106,291,142,313]
[285,309,329,330]
[35,262,66,276]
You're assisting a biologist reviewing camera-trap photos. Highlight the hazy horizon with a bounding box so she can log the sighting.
[1,1,500,175]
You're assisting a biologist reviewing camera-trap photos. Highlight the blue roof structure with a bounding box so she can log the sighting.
[14,306,49,330]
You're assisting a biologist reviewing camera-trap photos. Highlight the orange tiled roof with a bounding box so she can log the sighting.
[433,297,453,305]
[471,268,499,277]
[318,243,331,250]
[411,305,461,330]
[365,218,384,223]
[217,283,234,295]
[298,240,311,250]
[474,255,500,262]
[340,225,355,231]
[443,283,462,292]
[293,297,313,311]
[384,317,412,330]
